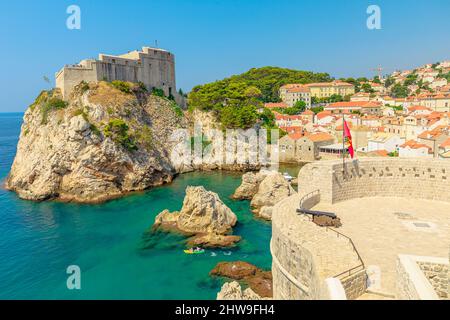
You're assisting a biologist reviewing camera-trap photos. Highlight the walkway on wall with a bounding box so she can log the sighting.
[296,190,365,281]
[311,196,450,297]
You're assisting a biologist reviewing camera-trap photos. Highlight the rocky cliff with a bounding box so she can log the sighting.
[7,81,266,203]
[216,281,264,300]
[233,170,296,220]
[250,172,296,220]
[6,82,186,202]
[231,171,268,200]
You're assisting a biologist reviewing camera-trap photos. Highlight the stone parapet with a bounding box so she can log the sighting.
[298,158,450,204]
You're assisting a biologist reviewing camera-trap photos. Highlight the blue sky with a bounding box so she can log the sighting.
[0,0,449,112]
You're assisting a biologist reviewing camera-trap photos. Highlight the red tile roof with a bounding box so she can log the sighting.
[288,132,304,140]
[279,126,304,134]
[327,101,381,109]
[305,81,354,88]
[287,86,310,93]
[316,111,333,120]
[305,132,334,142]
[408,105,431,112]
[400,140,431,150]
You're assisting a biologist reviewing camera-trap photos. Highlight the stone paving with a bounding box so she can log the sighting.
[312,196,450,296]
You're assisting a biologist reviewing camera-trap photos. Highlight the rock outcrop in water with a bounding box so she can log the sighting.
[210,261,273,298]
[216,281,264,300]
[153,186,240,247]
[233,170,296,220]
[250,172,296,220]
[231,171,268,200]
[6,82,186,203]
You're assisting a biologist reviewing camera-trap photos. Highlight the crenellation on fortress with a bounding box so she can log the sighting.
[55,46,184,106]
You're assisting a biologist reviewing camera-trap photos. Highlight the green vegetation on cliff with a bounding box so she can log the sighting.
[111,80,133,94]
[29,89,68,124]
[188,66,331,129]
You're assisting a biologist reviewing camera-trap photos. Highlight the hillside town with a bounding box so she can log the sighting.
[269,61,450,162]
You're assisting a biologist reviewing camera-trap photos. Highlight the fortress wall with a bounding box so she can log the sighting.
[299,158,450,204]
[140,55,176,96]
[297,161,333,202]
[271,158,450,300]
[96,62,140,83]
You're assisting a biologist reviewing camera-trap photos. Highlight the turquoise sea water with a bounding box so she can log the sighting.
[0,113,275,300]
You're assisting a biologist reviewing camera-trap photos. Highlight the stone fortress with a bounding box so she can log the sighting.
[271,158,450,300]
[55,46,185,106]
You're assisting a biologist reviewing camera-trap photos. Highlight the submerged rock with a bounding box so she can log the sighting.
[210,261,273,298]
[153,186,240,247]
[187,233,241,248]
[210,261,259,279]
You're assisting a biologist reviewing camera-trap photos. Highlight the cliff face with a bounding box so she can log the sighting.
[232,170,296,220]
[6,82,187,203]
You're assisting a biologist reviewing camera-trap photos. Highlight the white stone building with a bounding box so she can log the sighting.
[367,132,404,153]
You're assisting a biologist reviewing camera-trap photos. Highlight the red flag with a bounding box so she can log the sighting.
[343,120,354,159]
